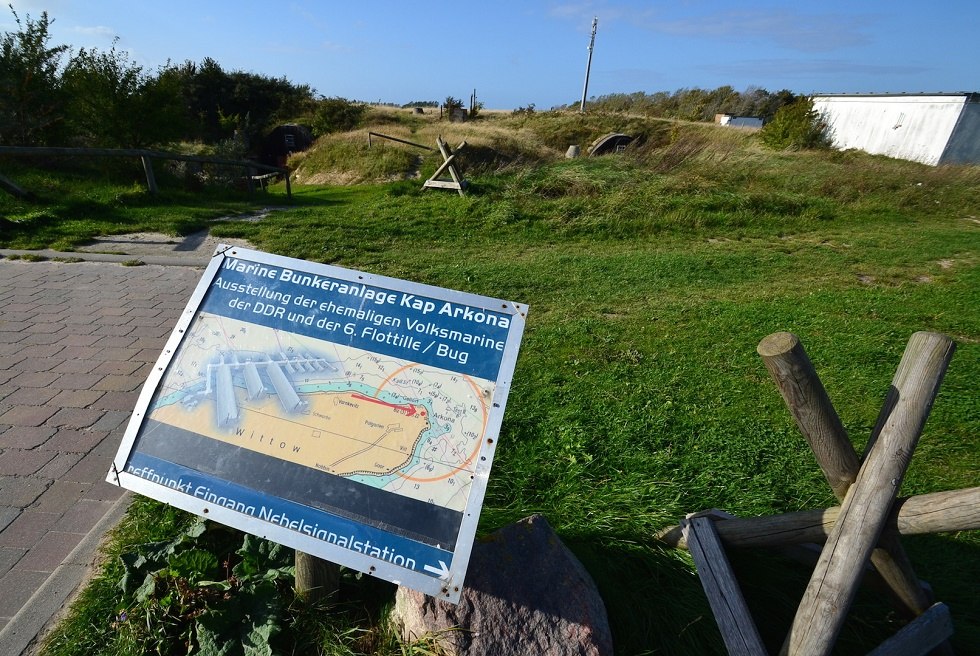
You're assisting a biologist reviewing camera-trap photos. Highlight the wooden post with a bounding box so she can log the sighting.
[284,172,292,199]
[140,155,158,195]
[683,516,769,656]
[759,331,939,619]
[295,551,340,603]
[0,172,30,199]
[655,486,980,549]
[757,332,859,498]
[783,332,955,656]
[866,603,954,656]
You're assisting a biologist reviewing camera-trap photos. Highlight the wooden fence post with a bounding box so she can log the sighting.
[140,155,158,195]
[783,332,955,656]
[295,551,340,603]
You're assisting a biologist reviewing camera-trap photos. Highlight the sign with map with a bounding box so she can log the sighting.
[108,246,527,603]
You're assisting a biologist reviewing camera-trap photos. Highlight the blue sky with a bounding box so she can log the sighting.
[6,1,979,109]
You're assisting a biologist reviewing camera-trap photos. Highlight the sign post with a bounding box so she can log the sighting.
[108,246,526,603]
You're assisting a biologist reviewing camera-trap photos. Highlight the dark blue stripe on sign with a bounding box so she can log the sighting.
[200,259,514,380]
[125,451,453,577]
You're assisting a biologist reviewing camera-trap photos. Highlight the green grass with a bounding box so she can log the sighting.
[18,113,980,655]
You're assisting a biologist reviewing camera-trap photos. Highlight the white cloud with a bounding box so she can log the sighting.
[651,9,874,53]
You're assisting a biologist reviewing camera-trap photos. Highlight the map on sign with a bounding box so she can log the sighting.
[108,246,526,603]
[150,314,490,512]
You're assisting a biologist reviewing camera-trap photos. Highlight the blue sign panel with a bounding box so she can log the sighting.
[109,246,527,603]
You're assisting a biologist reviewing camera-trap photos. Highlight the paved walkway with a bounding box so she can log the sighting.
[0,257,201,655]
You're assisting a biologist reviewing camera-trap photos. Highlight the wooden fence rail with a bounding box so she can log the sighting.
[0,145,291,198]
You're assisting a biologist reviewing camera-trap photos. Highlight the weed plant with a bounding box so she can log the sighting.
[17,111,980,655]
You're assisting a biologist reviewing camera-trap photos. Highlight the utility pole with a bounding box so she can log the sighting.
[579,16,598,113]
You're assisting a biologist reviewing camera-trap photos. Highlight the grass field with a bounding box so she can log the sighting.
[4,109,978,655]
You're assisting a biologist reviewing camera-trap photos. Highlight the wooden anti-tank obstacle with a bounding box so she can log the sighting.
[423,136,467,196]
[656,331,976,656]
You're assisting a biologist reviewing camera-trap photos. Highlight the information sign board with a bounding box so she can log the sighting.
[107,246,526,603]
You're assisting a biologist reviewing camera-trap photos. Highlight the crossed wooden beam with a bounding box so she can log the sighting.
[656,331,975,655]
[423,136,467,197]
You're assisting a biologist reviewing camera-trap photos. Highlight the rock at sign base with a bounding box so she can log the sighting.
[391,514,613,656]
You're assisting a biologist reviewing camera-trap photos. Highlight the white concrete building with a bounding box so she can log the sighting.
[812,93,980,166]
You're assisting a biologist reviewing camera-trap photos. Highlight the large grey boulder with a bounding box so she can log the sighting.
[392,514,613,655]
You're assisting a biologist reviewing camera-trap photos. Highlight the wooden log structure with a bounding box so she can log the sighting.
[422,137,467,196]
[759,331,939,621]
[782,332,955,656]
[656,486,980,550]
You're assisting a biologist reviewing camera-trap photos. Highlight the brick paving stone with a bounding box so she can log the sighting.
[30,481,90,514]
[36,452,85,479]
[92,391,140,412]
[97,347,140,362]
[48,372,106,391]
[0,510,60,548]
[48,389,106,408]
[87,410,131,433]
[64,449,116,485]
[0,405,59,427]
[11,357,63,374]
[91,335,137,349]
[129,324,174,339]
[15,531,83,572]
[0,354,29,369]
[127,307,163,318]
[92,323,135,337]
[38,429,109,454]
[25,321,64,335]
[57,334,102,348]
[11,344,66,359]
[0,321,30,333]
[84,481,124,502]
[1,387,60,406]
[53,498,114,534]
[91,360,143,376]
[0,546,26,578]
[44,407,105,430]
[0,569,50,618]
[0,426,58,449]
[7,371,61,389]
[20,332,69,346]
[0,477,50,508]
[0,508,18,532]
[0,449,57,476]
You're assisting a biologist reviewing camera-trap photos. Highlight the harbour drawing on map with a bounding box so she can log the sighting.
[148,312,491,514]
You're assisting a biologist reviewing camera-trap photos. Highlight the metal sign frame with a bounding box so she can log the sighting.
[107,246,526,603]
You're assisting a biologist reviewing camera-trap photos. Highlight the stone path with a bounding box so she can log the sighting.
[0,258,201,654]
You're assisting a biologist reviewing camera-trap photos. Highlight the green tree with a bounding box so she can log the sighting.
[62,43,186,148]
[760,96,831,150]
[0,6,69,145]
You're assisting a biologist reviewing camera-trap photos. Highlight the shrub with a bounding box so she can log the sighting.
[310,97,366,136]
[760,97,831,150]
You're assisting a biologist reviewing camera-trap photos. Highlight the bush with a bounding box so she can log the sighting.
[760,97,830,150]
[309,97,366,136]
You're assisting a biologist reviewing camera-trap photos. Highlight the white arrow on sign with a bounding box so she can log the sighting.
[423,560,451,580]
